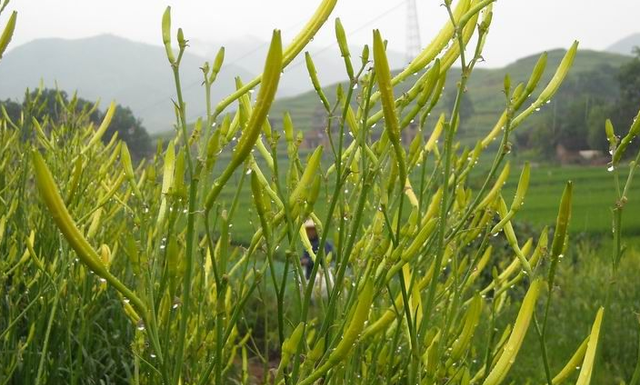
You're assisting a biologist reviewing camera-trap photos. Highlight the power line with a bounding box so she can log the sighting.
[183,0,408,122]
[135,16,311,116]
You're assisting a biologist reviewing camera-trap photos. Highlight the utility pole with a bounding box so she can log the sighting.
[406,0,421,63]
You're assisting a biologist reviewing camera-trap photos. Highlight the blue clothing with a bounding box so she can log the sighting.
[301,237,333,279]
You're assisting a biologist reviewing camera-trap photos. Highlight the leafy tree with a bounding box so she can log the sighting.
[103,105,152,158]
[606,50,640,157]
[614,49,640,126]
[556,96,594,151]
[524,97,592,156]
[587,103,611,152]
[0,98,20,122]
[524,63,623,158]
[0,88,152,158]
[525,110,557,158]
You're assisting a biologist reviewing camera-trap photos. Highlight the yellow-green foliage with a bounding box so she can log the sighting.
[2,1,640,384]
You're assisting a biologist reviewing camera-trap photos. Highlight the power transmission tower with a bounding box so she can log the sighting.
[406,0,421,63]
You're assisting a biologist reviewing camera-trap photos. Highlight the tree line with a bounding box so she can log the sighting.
[1,89,152,158]
[516,50,640,160]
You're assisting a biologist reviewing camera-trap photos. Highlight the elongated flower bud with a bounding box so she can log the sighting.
[162,7,175,64]
[477,161,510,211]
[482,279,543,385]
[0,11,17,61]
[450,293,483,360]
[605,119,617,154]
[298,280,374,385]
[373,29,407,184]
[173,148,186,199]
[65,156,84,204]
[251,171,271,240]
[32,151,147,316]
[538,41,578,103]
[511,161,530,210]
[305,52,331,111]
[283,0,337,67]
[335,18,354,79]
[511,41,578,129]
[120,143,135,181]
[497,196,533,276]
[503,74,511,97]
[274,322,306,381]
[418,60,441,107]
[283,112,295,142]
[551,181,573,259]
[282,322,305,358]
[328,279,374,361]
[491,162,530,234]
[307,338,325,363]
[214,0,336,116]
[177,28,186,51]
[84,101,116,153]
[205,30,282,212]
[551,337,589,384]
[157,140,175,226]
[613,108,640,165]
[518,52,547,108]
[120,143,143,198]
[576,307,605,385]
[361,44,369,66]
[425,113,445,153]
[335,18,350,59]
[290,146,323,207]
[210,47,225,83]
[401,218,437,262]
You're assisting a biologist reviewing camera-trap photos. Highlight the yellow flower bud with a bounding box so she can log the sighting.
[162,6,175,64]
[482,279,543,385]
[0,11,17,60]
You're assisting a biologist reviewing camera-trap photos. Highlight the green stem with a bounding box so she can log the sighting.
[35,282,61,385]
[170,51,199,385]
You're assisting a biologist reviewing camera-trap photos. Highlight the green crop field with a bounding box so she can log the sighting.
[213,156,640,246]
[504,164,640,234]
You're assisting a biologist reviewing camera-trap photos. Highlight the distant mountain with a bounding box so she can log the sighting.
[188,35,407,96]
[0,34,406,133]
[0,34,255,133]
[606,33,640,56]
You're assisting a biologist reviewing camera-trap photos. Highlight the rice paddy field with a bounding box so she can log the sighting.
[213,156,640,245]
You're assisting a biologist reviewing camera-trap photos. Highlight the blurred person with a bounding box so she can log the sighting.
[301,219,333,280]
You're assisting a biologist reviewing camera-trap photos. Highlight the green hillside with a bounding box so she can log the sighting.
[269,48,631,145]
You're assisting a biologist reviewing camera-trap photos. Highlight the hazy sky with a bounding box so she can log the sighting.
[6,0,640,67]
